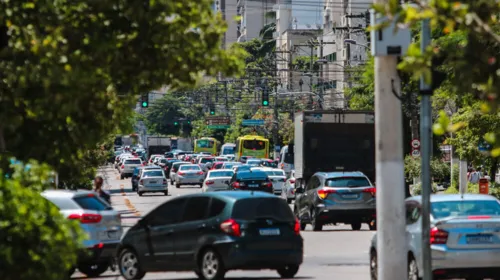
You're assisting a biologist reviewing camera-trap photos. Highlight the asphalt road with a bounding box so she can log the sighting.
[72,165,374,280]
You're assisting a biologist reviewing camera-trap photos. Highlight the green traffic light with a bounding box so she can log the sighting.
[262,100,269,106]
[210,111,215,115]
[141,101,148,107]
[174,122,178,126]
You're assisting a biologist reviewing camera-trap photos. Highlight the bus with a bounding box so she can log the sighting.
[194,137,219,155]
[235,135,270,160]
[220,143,236,156]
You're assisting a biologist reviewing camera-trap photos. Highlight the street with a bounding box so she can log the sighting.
[72,165,374,280]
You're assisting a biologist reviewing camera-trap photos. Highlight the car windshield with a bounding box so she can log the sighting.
[431,200,500,219]
[215,158,228,161]
[232,197,295,222]
[224,163,240,168]
[264,170,285,176]
[197,140,214,148]
[125,159,142,164]
[180,165,201,171]
[210,171,234,177]
[261,161,277,168]
[242,140,266,150]
[160,159,168,163]
[247,160,261,165]
[222,146,235,154]
[325,177,371,188]
[200,158,215,164]
[143,170,164,177]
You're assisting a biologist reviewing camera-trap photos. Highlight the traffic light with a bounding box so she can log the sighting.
[187,120,191,125]
[174,121,179,126]
[262,89,269,106]
[210,104,215,115]
[141,93,149,108]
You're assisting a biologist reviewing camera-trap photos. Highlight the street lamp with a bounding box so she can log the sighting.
[344,39,370,50]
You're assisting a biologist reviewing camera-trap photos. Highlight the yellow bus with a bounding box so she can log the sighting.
[235,135,270,160]
[194,137,219,155]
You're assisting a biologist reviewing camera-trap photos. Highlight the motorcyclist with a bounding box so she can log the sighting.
[94,176,111,205]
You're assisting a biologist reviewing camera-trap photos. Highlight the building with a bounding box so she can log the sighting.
[213,0,240,48]
[236,0,277,42]
[321,0,370,108]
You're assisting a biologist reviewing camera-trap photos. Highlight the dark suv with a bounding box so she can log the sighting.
[294,171,376,231]
[229,170,273,193]
[117,191,303,280]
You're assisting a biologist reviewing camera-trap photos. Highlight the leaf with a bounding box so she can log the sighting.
[492,148,500,157]
[448,122,465,132]
[433,123,445,136]
[484,132,496,144]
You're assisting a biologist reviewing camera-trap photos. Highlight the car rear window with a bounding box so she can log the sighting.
[143,170,164,177]
[180,165,201,171]
[210,171,234,177]
[73,195,109,211]
[125,159,142,164]
[264,170,285,176]
[45,197,79,210]
[431,200,500,219]
[237,171,267,180]
[325,177,371,188]
[232,198,295,221]
[200,158,215,164]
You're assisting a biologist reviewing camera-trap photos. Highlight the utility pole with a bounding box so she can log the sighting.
[420,17,433,280]
[273,51,279,160]
[224,80,228,115]
[373,1,407,280]
[319,39,324,109]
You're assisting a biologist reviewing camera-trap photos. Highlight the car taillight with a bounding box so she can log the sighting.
[233,181,245,188]
[289,179,296,184]
[280,178,286,182]
[220,219,241,237]
[121,164,125,169]
[163,179,167,184]
[178,172,185,176]
[264,181,273,187]
[430,227,448,244]
[197,171,204,175]
[139,180,144,185]
[317,188,336,199]
[363,187,376,196]
[294,218,300,235]
[68,213,102,224]
[206,180,215,185]
[468,215,491,220]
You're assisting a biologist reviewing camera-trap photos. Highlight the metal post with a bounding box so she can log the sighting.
[319,39,324,109]
[273,52,279,160]
[419,17,433,280]
[374,1,406,280]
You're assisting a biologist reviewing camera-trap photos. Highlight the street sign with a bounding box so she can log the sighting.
[411,149,421,158]
[411,139,421,149]
[207,125,230,129]
[205,116,230,126]
[242,119,264,126]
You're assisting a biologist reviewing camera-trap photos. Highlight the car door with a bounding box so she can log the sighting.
[405,201,422,264]
[145,197,187,270]
[296,176,319,218]
[173,196,211,268]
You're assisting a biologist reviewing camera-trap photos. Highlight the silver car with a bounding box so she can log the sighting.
[281,170,296,204]
[119,157,143,179]
[41,190,122,277]
[169,161,190,184]
[175,164,205,188]
[369,194,500,280]
[251,167,286,196]
[137,169,168,196]
[202,169,234,192]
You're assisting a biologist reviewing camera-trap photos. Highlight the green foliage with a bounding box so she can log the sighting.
[344,56,375,110]
[410,182,438,196]
[142,94,185,136]
[444,183,500,200]
[0,159,84,280]
[404,155,450,181]
[292,56,319,72]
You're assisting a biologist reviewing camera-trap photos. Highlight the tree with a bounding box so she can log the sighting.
[142,94,186,136]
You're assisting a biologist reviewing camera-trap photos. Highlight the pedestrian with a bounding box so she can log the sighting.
[469,168,481,184]
[94,176,111,204]
[484,171,491,181]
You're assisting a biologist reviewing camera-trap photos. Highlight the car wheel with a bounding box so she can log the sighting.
[170,179,173,185]
[198,248,225,280]
[368,220,377,231]
[199,184,203,188]
[277,264,299,278]
[164,191,168,196]
[351,222,362,231]
[408,254,421,280]
[287,198,292,204]
[369,250,377,280]
[138,192,143,196]
[175,183,180,188]
[119,248,146,280]
[77,262,109,277]
[310,209,323,231]
[120,174,124,180]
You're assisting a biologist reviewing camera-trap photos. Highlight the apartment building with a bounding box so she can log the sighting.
[236,0,277,42]
[213,0,240,48]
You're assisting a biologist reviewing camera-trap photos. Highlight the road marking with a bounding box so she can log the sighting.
[121,186,141,218]
[120,184,125,196]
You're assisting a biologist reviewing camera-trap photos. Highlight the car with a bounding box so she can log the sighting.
[251,167,286,196]
[222,161,241,169]
[228,170,273,193]
[119,157,143,179]
[198,156,215,171]
[214,157,229,162]
[294,171,376,231]
[261,159,278,168]
[210,161,225,170]
[169,161,190,185]
[246,159,262,167]
[281,170,296,204]
[137,168,168,196]
[175,164,205,188]
[117,191,303,280]
[233,164,251,173]
[164,158,181,178]
[202,169,234,192]
[239,156,253,163]
[369,194,500,280]
[42,190,122,277]
[148,154,163,165]
[224,154,236,161]
[153,156,165,166]
[157,158,170,168]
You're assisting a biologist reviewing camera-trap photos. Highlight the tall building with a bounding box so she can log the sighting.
[321,0,370,108]
[236,0,277,42]
[213,0,240,48]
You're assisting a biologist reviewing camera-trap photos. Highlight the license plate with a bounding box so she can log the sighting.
[342,194,358,199]
[149,181,157,184]
[259,228,280,236]
[467,234,493,244]
[248,184,258,188]
[107,230,119,239]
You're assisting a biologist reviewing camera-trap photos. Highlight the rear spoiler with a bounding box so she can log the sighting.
[434,215,500,225]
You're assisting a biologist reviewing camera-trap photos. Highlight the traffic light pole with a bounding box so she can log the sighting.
[273,52,279,160]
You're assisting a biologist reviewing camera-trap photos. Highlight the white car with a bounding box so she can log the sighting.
[137,169,168,196]
[250,167,286,195]
[169,161,190,185]
[202,169,234,192]
[119,157,143,179]
[175,164,205,188]
[281,170,296,204]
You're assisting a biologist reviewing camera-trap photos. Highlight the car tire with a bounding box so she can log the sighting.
[369,250,377,280]
[277,264,299,278]
[198,248,226,280]
[118,248,146,280]
[175,183,180,188]
[77,262,109,277]
[310,209,323,231]
[199,184,203,188]
[408,254,421,280]
[164,191,168,196]
[287,198,292,204]
[170,179,174,185]
[138,192,143,196]
[351,222,362,231]
[120,174,124,180]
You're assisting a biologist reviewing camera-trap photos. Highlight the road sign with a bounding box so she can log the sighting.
[207,125,230,129]
[411,139,420,149]
[205,116,230,126]
[242,119,264,126]
[411,149,421,158]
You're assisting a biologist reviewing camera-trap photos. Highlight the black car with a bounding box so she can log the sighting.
[164,159,181,178]
[117,192,303,280]
[229,170,273,193]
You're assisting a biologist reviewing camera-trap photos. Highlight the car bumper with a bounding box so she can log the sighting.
[177,177,204,184]
[79,242,119,263]
[430,247,500,278]
[215,241,303,270]
[315,207,376,224]
[138,185,168,192]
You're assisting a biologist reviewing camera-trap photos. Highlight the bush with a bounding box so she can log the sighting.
[0,160,84,280]
[404,155,451,182]
[411,182,438,196]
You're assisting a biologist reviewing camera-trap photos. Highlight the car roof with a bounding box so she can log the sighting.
[180,164,201,168]
[183,190,276,202]
[237,170,267,176]
[315,171,366,178]
[209,169,234,173]
[41,189,95,198]
[408,194,499,203]
[173,161,189,165]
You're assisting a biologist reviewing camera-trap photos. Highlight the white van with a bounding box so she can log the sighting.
[279,145,294,177]
[220,143,236,156]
